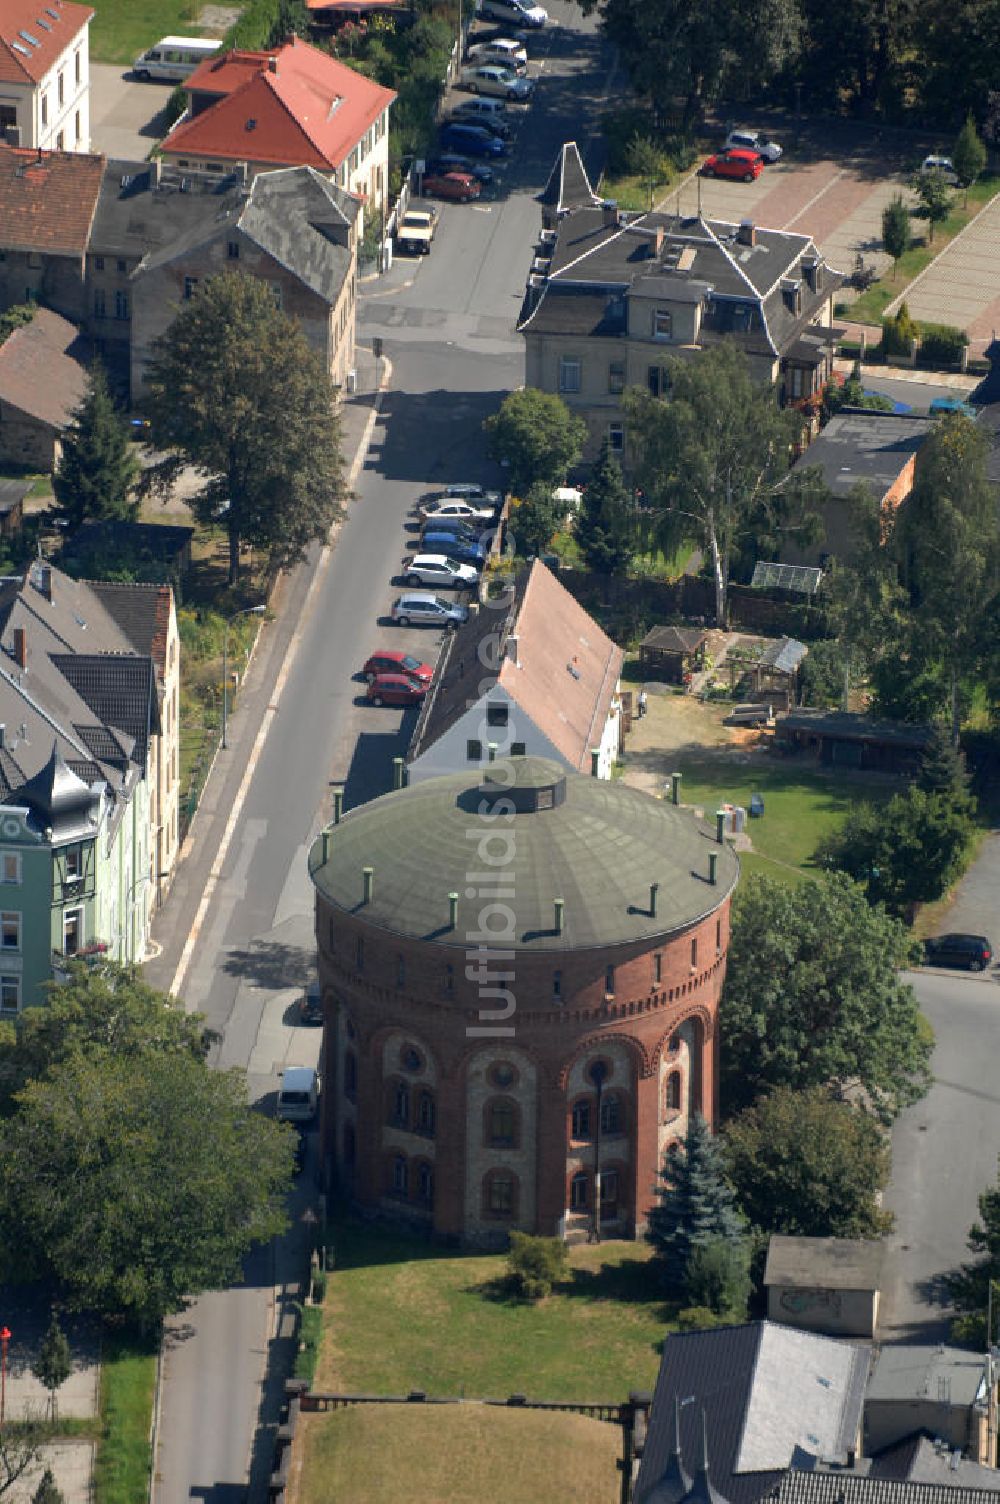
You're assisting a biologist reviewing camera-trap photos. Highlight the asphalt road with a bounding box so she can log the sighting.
[144,5,607,1501]
[881,963,1000,1341]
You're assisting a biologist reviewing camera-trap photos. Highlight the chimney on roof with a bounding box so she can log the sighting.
[601,199,619,230]
[653,224,665,257]
[12,627,26,670]
[505,633,520,667]
[267,55,278,73]
[152,155,162,186]
[737,219,756,247]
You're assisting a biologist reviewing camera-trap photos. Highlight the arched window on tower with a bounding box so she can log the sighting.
[665,1072,682,1116]
[391,1154,408,1198]
[571,1099,592,1141]
[417,1089,436,1137]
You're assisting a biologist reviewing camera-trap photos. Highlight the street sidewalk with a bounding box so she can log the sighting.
[144,343,384,994]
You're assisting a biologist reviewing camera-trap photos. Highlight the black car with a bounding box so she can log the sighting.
[298,981,323,1024]
[426,153,494,185]
[924,933,993,971]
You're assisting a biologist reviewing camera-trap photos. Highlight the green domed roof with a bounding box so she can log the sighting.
[309,757,738,952]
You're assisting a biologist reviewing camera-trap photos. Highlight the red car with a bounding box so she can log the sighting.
[366,673,428,707]
[702,149,763,182]
[363,651,434,688]
[422,170,482,202]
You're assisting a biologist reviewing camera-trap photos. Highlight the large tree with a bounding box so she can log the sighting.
[720,874,930,1121]
[575,438,634,575]
[0,1049,293,1327]
[624,344,821,624]
[723,1086,893,1239]
[52,362,139,531]
[510,481,564,558]
[143,272,346,584]
[484,389,587,497]
[646,1112,745,1292]
[897,414,1000,742]
[948,1158,1000,1346]
[816,783,974,917]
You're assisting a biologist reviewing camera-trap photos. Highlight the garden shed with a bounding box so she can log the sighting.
[775,708,932,773]
[765,1235,884,1339]
[638,624,707,684]
[749,636,808,709]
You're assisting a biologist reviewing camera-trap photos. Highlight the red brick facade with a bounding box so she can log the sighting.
[315,894,732,1246]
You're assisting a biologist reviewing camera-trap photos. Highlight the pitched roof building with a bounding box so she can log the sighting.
[0,305,88,467]
[634,1322,871,1504]
[0,141,103,322]
[521,144,844,464]
[0,0,94,153]
[159,35,395,226]
[406,560,625,782]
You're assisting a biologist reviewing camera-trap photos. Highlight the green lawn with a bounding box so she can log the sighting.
[317,1216,668,1401]
[93,1332,157,1504]
[88,0,217,66]
[673,758,895,878]
[848,174,1000,326]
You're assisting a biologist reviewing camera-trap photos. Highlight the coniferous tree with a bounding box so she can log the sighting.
[953,115,987,205]
[917,722,974,807]
[646,1112,744,1292]
[52,363,139,531]
[32,1469,64,1504]
[575,438,633,575]
[32,1310,71,1421]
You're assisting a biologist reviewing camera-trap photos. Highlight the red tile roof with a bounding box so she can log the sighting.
[163,35,395,172]
[0,142,104,253]
[0,306,88,429]
[0,0,93,85]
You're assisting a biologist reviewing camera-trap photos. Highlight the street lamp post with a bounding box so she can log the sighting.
[0,1326,10,1426]
[588,1061,608,1245]
[222,605,266,750]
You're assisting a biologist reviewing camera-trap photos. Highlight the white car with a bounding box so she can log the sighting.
[460,64,534,100]
[420,498,498,523]
[478,0,547,26]
[466,37,528,73]
[725,128,782,163]
[921,154,958,183]
[404,554,481,588]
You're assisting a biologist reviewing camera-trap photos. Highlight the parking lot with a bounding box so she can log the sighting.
[89,61,175,162]
[673,127,922,281]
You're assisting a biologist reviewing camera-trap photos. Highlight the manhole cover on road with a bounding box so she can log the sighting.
[195,4,242,28]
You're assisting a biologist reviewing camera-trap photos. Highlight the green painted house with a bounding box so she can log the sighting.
[0,560,162,1012]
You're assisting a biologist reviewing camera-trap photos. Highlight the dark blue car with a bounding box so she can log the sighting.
[441,122,507,158]
[420,530,488,565]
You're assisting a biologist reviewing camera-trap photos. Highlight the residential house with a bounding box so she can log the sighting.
[765,1235,885,1339]
[0,0,93,154]
[406,559,625,782]
[86,578,181,908]
[128,163,359,396]
[0,141,103,320]
[781,410,934,567]
[158,35,395,231]
[0,561,177,1009]
[633,1320,871,1504]
[864,1347,995,1464]
[0,304,88,467]
[520,142,844,464]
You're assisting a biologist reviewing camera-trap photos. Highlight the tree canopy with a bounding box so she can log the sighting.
[575,438,634,575]
[0,1049,292,1327]
[143,272,346,583]
[881,196,911,274]
[511,481,564,558]
[624,344,821,624]
[720,873,930,1121]
[484,389,587,496]
[52,362,139,531]
[723,1086,893,1238]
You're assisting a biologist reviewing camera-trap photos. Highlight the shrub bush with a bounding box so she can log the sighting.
[918,323,968,367]
[506,1232,569,1301]
[601,107,657,176]
[311,1269,327,1303]
[880,302,918,357]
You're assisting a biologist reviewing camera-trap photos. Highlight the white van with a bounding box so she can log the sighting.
[276,1066,320,1124]
[133,36,222,82]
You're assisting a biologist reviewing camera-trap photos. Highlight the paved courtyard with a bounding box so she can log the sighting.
[89,62,175,163]
[884,190,1000,353]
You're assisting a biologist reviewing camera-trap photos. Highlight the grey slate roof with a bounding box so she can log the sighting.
[869,1436,1000,1490]
[866,1347,986,1410]
[635,1322,871,1504]
[787,411,933,500]
[90,158,245,259]
[520,178,844,361]
[764,1236,885,1292]
[51,654,155,760]
[310,755,738,952]
[537,139,600,214]
[773,1469,1000,1504]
